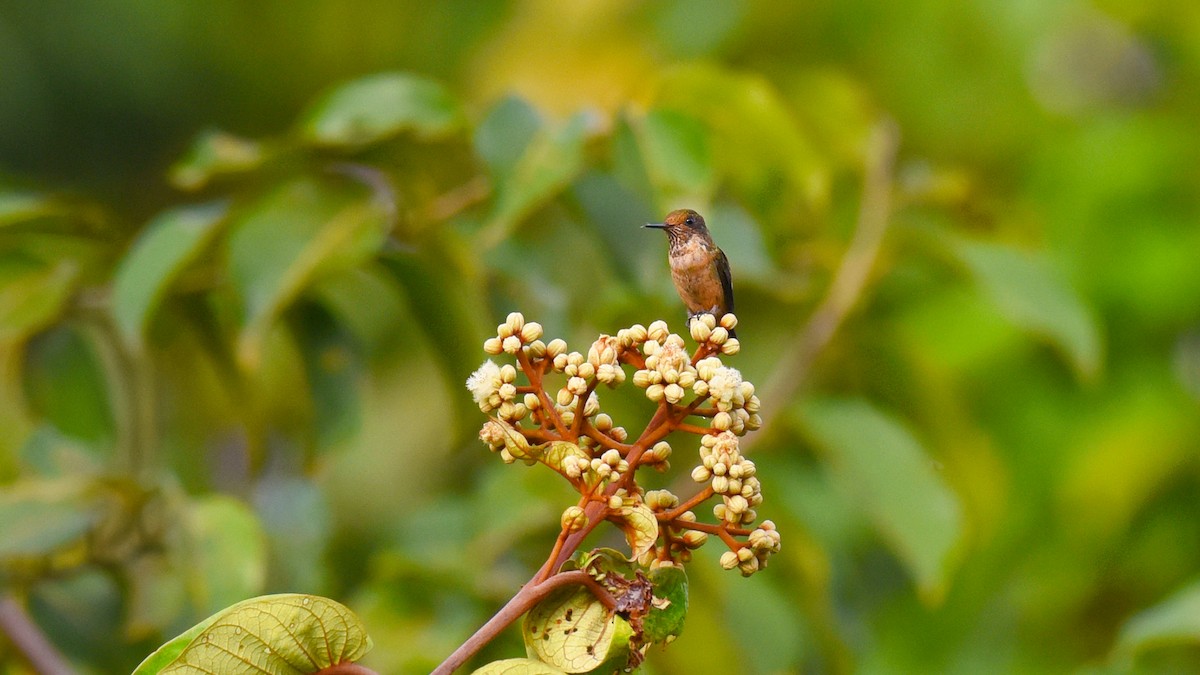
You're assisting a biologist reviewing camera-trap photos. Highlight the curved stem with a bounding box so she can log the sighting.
[0,595,74,675]
[748,118,899,452]
[430,570,598,675]
[518,351,569,437]
[658,486,715,521]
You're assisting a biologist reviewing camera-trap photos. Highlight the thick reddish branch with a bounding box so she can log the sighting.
[430,570,606,675]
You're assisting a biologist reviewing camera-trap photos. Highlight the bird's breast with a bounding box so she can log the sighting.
[668,241,725,314]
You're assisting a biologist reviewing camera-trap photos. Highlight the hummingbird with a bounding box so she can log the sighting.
[644,209,736,338]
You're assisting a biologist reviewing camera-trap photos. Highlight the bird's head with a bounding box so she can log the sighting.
[644,209,709,243]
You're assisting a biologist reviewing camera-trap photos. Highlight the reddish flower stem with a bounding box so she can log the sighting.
[658,486,715,521]
[430,570,607,675]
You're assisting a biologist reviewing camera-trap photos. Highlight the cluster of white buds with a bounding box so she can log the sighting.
[721,521,781,576]
[586,335,627,386]
[478,418,532,464]
[694,359,762,435]
[466,360,531,423]
[468,311,780,576]
[688,313,741,355]
[632,322,699,404]
[589,448,631,485]
[691,432,763,528]
[484,312,545,356]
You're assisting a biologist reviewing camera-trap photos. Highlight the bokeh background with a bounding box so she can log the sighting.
[2,1,1200,673]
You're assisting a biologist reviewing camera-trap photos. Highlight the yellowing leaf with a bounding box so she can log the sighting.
[610,502,659,560]
[541,441,589,477]
[523,584,631,674]
[471,658,568,675]
[133,594,372,675]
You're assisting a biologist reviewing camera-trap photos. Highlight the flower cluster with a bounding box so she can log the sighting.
[465,311,780,576]
[691,431,762,526]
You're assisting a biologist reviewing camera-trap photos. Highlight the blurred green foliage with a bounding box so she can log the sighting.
[1,1,1199,673]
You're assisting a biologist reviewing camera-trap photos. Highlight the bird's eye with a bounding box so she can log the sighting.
[685,216,695,226]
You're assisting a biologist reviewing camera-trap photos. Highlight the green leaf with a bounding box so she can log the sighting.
[472,659,568,675]
[186,496,267,617]
[22,326,115,443]
[475,95,544,177]
[226,179,390,369]
[0,192,61,227]
[800,397,963,603]
[0,478,100,560]
[610,502,659,560]
[479,112,594,249]
[644,565,688,644]
[0,260,78,343]
[310,265,409,355]
[524,584,631,674]
[955,240,1102,380]
[170,130,265,191]
[634,108,714,203]
[1112,578,1200,664]
[301,72,464,146]
[133,594,372,675]
[112,202,227,348]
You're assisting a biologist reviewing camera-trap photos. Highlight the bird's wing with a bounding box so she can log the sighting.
[715,247,734,313]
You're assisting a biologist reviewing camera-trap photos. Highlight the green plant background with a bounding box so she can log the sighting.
[2,1,1199,673]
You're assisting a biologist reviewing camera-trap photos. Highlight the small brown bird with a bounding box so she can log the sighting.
[644,209,736,338]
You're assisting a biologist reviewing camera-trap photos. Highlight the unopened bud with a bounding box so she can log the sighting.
[561,506,588,533]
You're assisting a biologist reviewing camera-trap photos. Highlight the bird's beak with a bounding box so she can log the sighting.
[643,222,665,229]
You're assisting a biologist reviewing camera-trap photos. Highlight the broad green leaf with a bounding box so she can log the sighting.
[472,658,568,675]
[0,478,99,560]
[226,179,390,369]
[22,326,115,443]
[475,95,543,177]
[301,72,464,146]
[187,496,267,617]
[112,202,227,347]
[644,565,688,644]
[479,112,594,249]
[170,130,265,191]
[0,260,78,343]
[610,502,659,560]
[524,584,631,673]
[310,265,409,355]
[133,594,372,675]
[955,240,1102,380]
[800,398,963,603]
[634,108,714,204]
[1112,578,1200,664]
